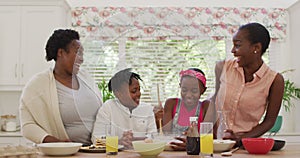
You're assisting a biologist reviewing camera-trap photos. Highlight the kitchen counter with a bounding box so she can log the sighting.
[0,131,32,146]
[37,144,300,158]
[0,131,22,137]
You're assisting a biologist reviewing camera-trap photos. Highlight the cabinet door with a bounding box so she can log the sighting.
[20,6,62,85]
[0,6,21,85]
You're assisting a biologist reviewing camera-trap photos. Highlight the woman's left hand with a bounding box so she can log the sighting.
[223,129,238,140]
[223,129,246,147]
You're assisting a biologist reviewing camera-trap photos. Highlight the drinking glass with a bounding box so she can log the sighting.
[200,122,213,157]
[105,124,118,155]
[217,110,229,139]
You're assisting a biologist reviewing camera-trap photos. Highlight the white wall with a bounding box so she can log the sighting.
[287,1,300,133]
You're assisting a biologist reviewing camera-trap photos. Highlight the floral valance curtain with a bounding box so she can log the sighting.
[72,7,287,41]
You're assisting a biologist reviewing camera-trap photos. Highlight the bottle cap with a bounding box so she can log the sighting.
[189,117,198,122]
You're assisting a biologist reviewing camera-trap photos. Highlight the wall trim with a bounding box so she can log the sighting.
[0,0,70,9]
[264,132,300,144]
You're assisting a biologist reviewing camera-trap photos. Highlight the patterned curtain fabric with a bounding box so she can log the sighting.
[72,7,287,41]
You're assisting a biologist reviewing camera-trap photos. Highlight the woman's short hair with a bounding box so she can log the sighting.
[239,22,270,55]
[45,29,80,61]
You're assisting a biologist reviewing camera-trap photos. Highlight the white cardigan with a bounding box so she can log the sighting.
[19,68,102,144]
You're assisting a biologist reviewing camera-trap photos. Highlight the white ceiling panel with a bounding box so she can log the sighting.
[66,0,299,8]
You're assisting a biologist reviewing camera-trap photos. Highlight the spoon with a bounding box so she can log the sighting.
[157,84,164,136]
[221,147,239,156]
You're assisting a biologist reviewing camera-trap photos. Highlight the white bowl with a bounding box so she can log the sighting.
[132,140,166,158]
[213,139,236,152]
[37,142,82,156]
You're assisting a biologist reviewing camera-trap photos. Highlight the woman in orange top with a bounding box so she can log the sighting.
[213,22,284,145]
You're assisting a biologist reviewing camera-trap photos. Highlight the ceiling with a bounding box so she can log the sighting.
[66,0,299,8]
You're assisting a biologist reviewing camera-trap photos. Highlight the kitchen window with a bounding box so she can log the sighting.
[81,37,271,105]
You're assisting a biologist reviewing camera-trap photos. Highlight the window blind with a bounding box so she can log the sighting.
[81,38,227,106]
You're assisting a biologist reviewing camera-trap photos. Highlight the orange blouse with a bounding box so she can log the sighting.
[216,59,277,133]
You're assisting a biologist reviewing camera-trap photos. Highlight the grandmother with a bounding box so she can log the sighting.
[19,29,102,145]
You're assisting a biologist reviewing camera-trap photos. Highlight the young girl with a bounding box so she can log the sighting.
[162,68,210,150]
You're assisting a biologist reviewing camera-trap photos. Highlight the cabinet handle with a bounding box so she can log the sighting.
[15,64,17,78]
[21,64,24,78]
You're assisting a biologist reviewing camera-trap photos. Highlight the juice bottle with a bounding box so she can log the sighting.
[186,117,200,155]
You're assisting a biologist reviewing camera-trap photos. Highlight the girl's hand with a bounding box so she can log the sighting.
[153,105,164,121]
[153,104,164,129]
[170,136,186,151]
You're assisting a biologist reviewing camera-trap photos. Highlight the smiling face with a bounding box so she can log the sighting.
[180,76,204,108]
[231,29,258,68]
[59,40,84,75]
[70,40,84,74]
[117,78,141,108]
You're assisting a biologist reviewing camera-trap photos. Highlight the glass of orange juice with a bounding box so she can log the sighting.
[200,122,213,157]
[105,124,118,155]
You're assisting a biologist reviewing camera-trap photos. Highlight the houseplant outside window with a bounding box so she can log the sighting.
[269,69,300,134]
[98,78,115,103]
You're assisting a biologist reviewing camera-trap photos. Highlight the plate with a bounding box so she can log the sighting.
[79,145,124,153]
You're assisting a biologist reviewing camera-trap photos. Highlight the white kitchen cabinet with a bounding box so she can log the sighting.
[0,6,21,89]
[0,1,70,90]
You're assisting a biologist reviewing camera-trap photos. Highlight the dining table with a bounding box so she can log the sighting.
[38,143,300,158]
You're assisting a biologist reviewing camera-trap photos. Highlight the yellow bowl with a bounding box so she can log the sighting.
[132,140,166,158]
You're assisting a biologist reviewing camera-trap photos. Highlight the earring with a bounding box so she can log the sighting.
[254,51,257,54]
